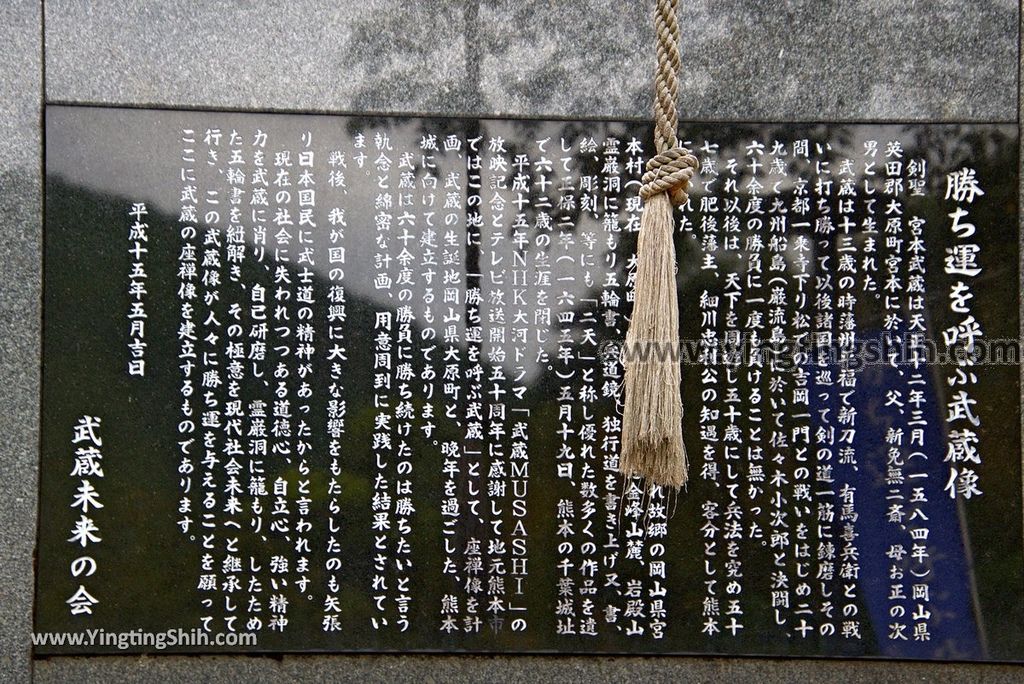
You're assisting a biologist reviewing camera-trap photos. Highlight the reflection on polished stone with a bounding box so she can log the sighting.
[37,105,1022,660]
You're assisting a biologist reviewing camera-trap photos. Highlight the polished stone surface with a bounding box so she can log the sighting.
[27,654,1024,683]
[38,108,1021,659]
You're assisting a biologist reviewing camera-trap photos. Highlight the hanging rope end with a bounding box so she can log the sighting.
[620,431,689,492]
[619,190,691,493]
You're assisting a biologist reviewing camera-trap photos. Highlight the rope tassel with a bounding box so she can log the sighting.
[619,0,697,492]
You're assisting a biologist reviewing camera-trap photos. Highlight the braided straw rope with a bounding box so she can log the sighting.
[619,0,696,491]
[643,0,698,206]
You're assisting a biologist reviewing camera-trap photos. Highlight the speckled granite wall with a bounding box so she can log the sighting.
[3,0,1020,681]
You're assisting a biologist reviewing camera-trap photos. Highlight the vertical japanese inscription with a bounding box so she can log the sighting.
[38,111,1021,659]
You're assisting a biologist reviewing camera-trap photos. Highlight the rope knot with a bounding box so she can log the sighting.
[640,146,698,207]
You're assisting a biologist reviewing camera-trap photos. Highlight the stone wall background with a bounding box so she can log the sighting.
[2,0,1020,681]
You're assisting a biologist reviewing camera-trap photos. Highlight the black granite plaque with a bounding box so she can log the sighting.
[36,105,1022,660]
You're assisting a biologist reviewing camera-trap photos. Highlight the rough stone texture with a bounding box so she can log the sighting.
[45,0,1018,121]
[477,0,1019,121]
[44,0,481,116]
[1,0,1017,682]
[0,1,41,683]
